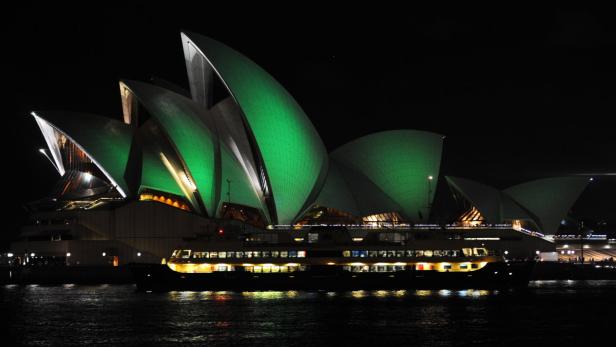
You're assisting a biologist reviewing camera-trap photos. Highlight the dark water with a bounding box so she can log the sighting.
[3,281,616,346]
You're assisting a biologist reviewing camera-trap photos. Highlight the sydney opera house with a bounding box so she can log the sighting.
[11,32,593,266]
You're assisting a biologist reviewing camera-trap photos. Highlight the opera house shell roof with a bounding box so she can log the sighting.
[445,176,589,235]
[31,32,444,226]
[31,31,585,231]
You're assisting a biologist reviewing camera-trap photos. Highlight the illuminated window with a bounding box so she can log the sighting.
[396,251,404,257]
[289,251,298,258]
[406,250,414,257]
[253,251,262,258]
[271,251,279,258]
[369,251,377,257]
[215,264,229,272]
[219,252,226,259]
[424,250,433,257]
[343,250,351,257]
[280,251,288,258]
[297,251,306,258]
[262,251,271,258]
[308,233,319,243]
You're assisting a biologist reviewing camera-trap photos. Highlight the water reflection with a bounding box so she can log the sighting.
[394,290,407,297]
[374,290,390,298]
[241,291,285,300]
[438,289,451,297]
[456,289,491,297]
[5,282,616,346]
[164,288,495,300]
[350,290,366,298]
[415,289,432,296]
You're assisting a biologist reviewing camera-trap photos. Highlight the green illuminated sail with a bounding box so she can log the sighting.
[181,32,328,224]
[331,130,443,221]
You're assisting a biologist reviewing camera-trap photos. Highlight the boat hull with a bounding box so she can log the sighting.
[131,261,534,292]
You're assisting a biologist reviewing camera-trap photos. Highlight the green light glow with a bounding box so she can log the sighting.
[184,33,328,224]
[313,160,360,216]
[139,147,184,197]
[216,143,266,218]
[34,111,132,196]
[123,80,219,216]
[504,177,589,234]
[331,130,443,222]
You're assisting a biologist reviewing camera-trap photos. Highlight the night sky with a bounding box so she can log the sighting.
[5,4,615,244]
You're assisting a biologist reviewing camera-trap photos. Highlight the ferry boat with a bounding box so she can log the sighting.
[131,225,536,291]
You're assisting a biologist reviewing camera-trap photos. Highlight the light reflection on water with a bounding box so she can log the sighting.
[162,288,500,301]
[4,281,616,346]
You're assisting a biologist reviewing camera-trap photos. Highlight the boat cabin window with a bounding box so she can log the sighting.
[180,250,191,259]
[308,233,319,243]
[215,264,229,271]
